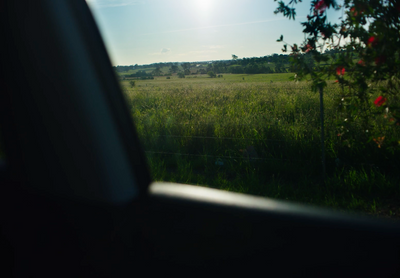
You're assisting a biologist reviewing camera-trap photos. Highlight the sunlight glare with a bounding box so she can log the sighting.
[194,0,213,13]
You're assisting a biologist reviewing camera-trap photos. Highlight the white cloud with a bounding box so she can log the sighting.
[149,48,171,56]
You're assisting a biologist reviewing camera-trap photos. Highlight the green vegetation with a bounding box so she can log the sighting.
[275,0,400,146]
[122,73,400,219]
[207,71,216,78]
[113,54,292,78]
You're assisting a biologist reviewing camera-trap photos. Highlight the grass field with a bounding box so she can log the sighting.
[121,73,400,219]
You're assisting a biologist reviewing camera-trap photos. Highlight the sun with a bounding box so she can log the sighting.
[193,0,213,13]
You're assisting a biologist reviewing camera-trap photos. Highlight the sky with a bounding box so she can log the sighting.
[86,0,344,66]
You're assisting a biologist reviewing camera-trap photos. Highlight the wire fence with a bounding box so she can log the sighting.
[141,133,377,168]
[153,134,301,143]
[144,150,376,168]
[144,150,313,163]
[142,122,321,129]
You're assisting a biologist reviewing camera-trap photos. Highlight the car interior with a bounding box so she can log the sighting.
[1,0,400,277]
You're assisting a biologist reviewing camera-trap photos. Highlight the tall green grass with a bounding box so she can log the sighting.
[122,74,400,218]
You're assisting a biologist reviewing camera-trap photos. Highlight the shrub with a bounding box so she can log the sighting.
[275,0,400,144]
[207,71,216,78]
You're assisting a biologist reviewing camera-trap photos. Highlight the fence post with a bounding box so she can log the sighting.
[319,86,326,180]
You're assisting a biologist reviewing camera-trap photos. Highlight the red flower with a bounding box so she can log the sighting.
[374,96,387,107]
[334,80,339,83]
[314,0,327,14]
[305,44,313,53]
[367,36,378,47]
[336,66,345,76]
[357,60,365,66]
[350,6,364,16]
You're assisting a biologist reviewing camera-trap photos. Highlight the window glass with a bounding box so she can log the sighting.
[87,0,400,220]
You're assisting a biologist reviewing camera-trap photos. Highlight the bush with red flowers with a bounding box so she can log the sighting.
[274,0,400,146]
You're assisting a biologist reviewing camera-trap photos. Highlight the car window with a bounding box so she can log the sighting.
[86,0,400,221]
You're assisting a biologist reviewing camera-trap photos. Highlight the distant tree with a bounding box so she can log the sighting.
[184,69,191,75]
[177,72,185,78]
[152,66,163,76]
[129,80,135,87]
[207,71,216,78]
[198,69,207,74]
[181,63,191,71]
[232,54,238,60]
[169,65,179,74]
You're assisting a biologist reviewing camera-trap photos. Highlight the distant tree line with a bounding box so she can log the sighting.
[113,64,138,72]
[113,53,328,77]
[204,54,291,74]
[113,50,349,77]
[125,70,154,80]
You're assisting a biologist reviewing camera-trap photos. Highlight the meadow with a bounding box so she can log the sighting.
[121,73,400,219]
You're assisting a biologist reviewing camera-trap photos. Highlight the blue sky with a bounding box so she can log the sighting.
[87,0,343,66]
